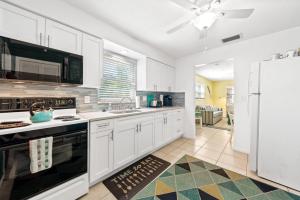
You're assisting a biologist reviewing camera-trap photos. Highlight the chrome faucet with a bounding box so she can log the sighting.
[119,97,134,110]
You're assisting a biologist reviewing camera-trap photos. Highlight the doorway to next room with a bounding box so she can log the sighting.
[194,58,235,142]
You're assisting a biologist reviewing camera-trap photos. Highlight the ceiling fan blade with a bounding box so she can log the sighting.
[166,13,196,34]
[219,9,254,18]
[170,0,198,10]
[170,0,213,11]
[167,20,191,34]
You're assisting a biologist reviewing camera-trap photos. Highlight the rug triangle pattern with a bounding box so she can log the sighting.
[133,155,300,200]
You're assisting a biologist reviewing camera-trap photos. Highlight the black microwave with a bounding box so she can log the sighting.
[0,36,83,84]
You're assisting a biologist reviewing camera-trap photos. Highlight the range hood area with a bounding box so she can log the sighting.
[0,36,83,85]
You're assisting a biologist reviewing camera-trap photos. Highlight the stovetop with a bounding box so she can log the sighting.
[0,121,31,129]
[0,97,88,135]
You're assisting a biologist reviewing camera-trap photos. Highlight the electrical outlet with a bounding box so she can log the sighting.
[142,96,147,102]
[84,96,90,104]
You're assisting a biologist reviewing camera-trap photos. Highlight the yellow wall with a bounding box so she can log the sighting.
[195,75,234,116]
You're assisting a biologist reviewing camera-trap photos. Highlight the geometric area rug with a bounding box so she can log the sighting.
[132,155,300,200]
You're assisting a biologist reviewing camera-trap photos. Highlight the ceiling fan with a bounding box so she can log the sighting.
[167,0,254,34]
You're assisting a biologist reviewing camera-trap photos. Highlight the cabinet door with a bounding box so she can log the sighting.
[154,114,166,147]
[174,109,184,138]
[166,66,175,92]
[146,58,160,91]
[90,130,113,183]
[114,119,137,169]
[138,116,154,156]
[81,34,103,88]
[0,2,45,45]
[165,111,176,142]
[45,20,82,54]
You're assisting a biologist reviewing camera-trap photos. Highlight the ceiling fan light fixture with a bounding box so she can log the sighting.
[192,12,217,30]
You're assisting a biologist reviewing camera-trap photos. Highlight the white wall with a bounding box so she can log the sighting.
[4,0,174,66]
[176,26,300,153]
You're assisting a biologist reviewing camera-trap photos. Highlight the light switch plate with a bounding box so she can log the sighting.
[84,96,91,104]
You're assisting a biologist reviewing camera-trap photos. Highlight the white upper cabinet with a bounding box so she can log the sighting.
[82,34,103,88]
[45,20,82,55]
[146,58,176,92]
[0,2,45,45]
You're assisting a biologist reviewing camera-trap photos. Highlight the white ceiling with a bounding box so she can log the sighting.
[62,0,300,58]
[195,59,234,81]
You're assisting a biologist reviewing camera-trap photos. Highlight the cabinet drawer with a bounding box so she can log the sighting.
[90,120,114,133]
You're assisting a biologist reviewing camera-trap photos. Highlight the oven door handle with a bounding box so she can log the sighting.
[62,130,87,139]
[0,130,87,150]
[0,142,28,151]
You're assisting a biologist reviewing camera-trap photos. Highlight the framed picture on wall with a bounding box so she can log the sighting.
[195,83,205,99]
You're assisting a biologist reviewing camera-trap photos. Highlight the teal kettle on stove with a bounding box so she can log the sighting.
[30,102,53,123]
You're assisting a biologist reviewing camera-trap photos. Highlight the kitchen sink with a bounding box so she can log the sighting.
[109,109,142,114]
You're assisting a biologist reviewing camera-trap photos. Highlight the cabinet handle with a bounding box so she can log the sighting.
[39,33,42,45]
[139,123,141,132]
[166,118,168,124]
[97,123,109,128]
[110,130,114,140]
[136,124,139,133]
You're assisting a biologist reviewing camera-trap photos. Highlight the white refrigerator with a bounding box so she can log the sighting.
[249,58,300,191]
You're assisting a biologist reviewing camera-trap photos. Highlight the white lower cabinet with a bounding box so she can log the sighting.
[137,115,155,156]
[89,109,184,184]
[165,111,176,142]
[113,118,137,169]
[154,113,165,148]
[90,129,113,183]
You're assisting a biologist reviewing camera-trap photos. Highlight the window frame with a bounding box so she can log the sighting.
[98,50,138,103]
[195,83,205,99]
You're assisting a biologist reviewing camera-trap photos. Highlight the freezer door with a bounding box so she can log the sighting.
[248,94,260,172]
[258,58,300,190]
[248,62,260,94]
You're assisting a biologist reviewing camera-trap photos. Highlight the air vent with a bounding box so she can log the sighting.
[222,34,241,43]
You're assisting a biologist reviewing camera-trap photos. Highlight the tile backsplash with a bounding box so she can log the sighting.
[0,82,185,113]
[136,91,185,107]
[0,82,103,113]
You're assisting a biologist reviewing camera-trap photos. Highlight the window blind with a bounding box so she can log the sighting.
[195,83,205,99]
[98,50,137,102]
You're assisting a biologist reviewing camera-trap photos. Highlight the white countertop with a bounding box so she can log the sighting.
[79,107,184,121]
[0,109,88,136]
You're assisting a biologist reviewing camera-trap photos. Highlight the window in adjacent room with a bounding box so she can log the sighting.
[226,87,235,104]
[195,83,205,99]
[98,50,137,102]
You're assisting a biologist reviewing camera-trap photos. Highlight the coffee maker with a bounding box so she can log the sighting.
[163,95,173,107]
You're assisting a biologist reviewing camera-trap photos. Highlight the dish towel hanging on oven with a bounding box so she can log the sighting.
[29,137,53,173]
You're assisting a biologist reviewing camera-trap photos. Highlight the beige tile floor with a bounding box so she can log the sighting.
[81,127,300,200]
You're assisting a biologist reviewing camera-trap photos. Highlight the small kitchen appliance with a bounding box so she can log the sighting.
[149,99,162,108]
[163,95,173,107]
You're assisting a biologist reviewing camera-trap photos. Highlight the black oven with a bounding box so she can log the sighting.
[0,36,83,84]
[0,123,87,200]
